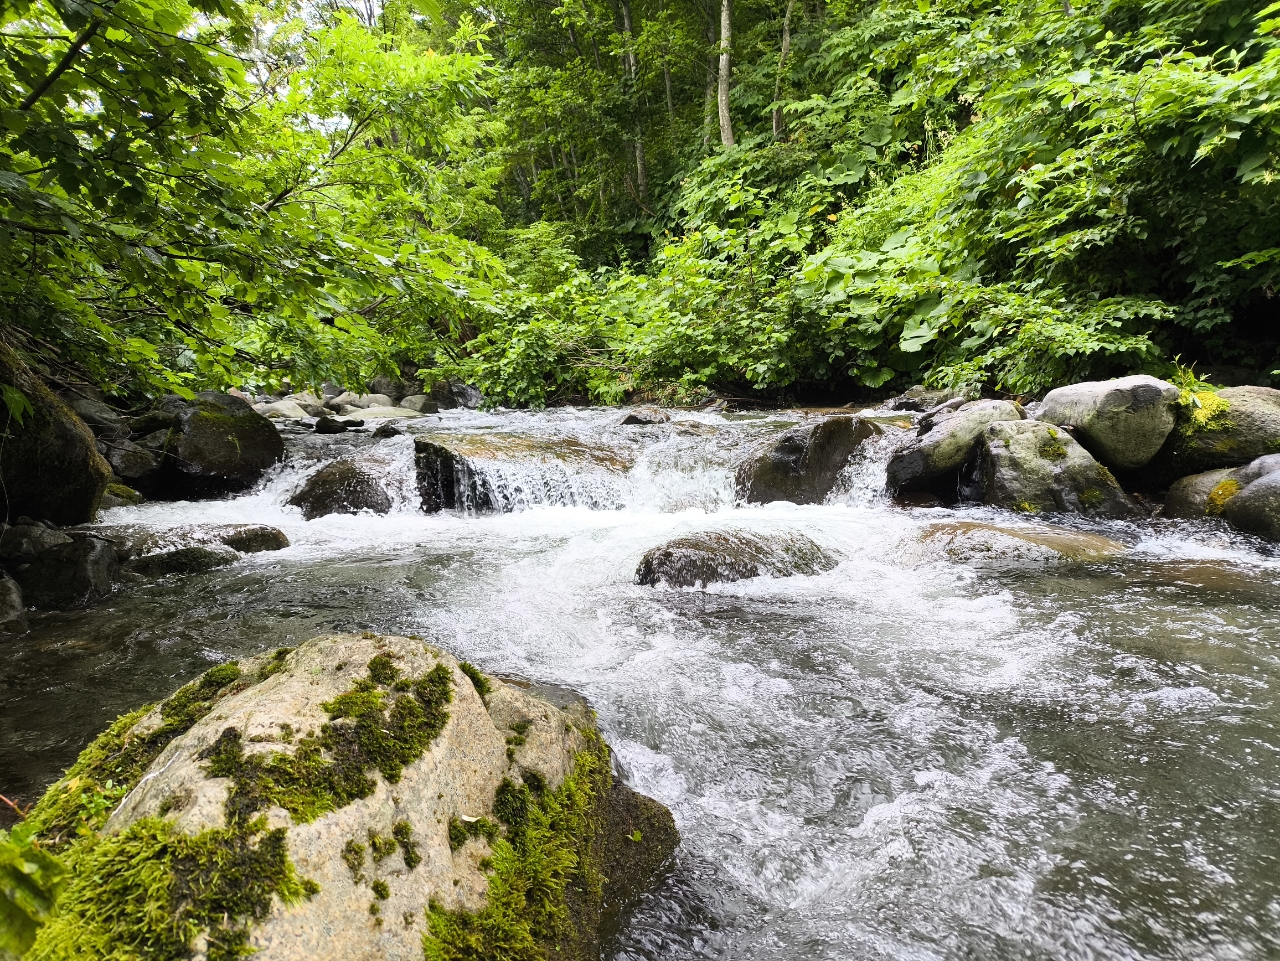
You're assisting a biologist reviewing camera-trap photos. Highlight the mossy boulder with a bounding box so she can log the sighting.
[0,343,111,525]
[153,392,285,499]
[26,635,677,961]
[83,523,289,560]
[1036,375,1179,471]
[125,545,239,578]
[735,416,881,505]
[289,459,393,520]
[886,399,1023,494]
[1220,472,1280,541]
[1144,386,1280,487]
[963,420,1141,519]
[1163,454,1280,521]
[636,530,837,588]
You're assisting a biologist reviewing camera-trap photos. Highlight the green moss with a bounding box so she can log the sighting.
[393,820,421,870]
[448,816,500,852]
[29,817,316,961]
[199,659,454,825]
[1039,440,1068,460]
[458,662,491,700]
[343,839,366,881]
[369,830,397,863]
[1177,389,1234,437]
[424,736,611,961]
[367,654,401,686]
[257,648,295,681]
[1079,488,1104,509]
[1206,478,1242,514]
[1013,500,1040,514]
[371,880,391,900]
[28,663,246,848]
[103,483,143,505]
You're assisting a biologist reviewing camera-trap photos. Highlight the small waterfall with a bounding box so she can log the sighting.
[449,456,629,513]
[828,423,912,508]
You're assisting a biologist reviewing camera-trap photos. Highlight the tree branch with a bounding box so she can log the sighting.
[20,18,103,111]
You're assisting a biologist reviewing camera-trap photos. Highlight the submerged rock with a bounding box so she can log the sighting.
[289,460,392,520]
[0,574,26,633]
[886,399,1023,494]
[27,634,677,961]
[152,392,285,499]
[907,521,1128,565]
[735,416,881,505]
[965,420,1141,519]
[89,523,290,560]
[1037,375,1179,471]
[619,407,669,425]
[1147,385,1280,484]
[14,537,118,608]
[126,545,239,577]
[0,342,111,525]
[636,530,837,587]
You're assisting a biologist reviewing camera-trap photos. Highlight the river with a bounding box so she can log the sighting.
[3,406,1279,959]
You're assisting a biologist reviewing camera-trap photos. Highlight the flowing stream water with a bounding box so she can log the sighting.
[3,407,1280,960]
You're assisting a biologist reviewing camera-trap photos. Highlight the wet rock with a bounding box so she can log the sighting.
[97,437,160,492]
[1163,454,1280,520]
[619,407,669,425]
[255,400,312,419]
[30,633,677,961]
[313,415,349,434]
[886,399,1023,494]
[88,523,289,559]
[216,525,290,553]
[429,378,483,410]
[399,394,440,414]
[0,342,111,525]
[0,574,26,633]
[415,438,474,512]
[1221,471,1280,540]
[126,545,239,577]
[883,384,976,412]
[907,521,1128,565]
[965,420,1141,518]
[338,406,424,422]
[735,416,882,505]
[289,459,392,520]
[99,482,144,511]
[58,389,128,438]
[14,537,118,608]
[127,409,181,438]
[371,422,403,439]
[1037,375,1179,471]
[635,530,837,587]
[1147,385,1280,483]
[0,523,73,561]
[154,392,285,499]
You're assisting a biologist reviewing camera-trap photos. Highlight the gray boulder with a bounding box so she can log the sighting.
[964,420,1141,518]
[0,574,26,633]
[14,537,118,608]
[636,530,837,588]
[904,521,1128,566]
[883,384,976,412]
[97,437,161,492]
[735,416,881,504]
[126,545,238,578]
[1037,375,1179,471]
[0,523,72,562]
[1164,469,1238,519]
[289,460,392,520]
[1221,471,1280,540]
[1148,385,1280,483]
[152,392,285,499]
[886,399,1023,493]
[619,407,670,426]
[0,343,111,525]
[428,378,483,410]
[58,389,128,438]
[27,634,678,961]
[313,415,349,434]
[398,395,440,414]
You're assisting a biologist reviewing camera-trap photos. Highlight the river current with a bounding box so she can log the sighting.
[3,407,1279,960]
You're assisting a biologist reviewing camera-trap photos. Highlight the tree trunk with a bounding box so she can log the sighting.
[772,0,796,139]
[663,61,674,123]
[717,0,734,146]
[702,21,716,149]
[618,0,648,199]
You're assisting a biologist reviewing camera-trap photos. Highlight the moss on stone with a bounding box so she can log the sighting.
[424,735,610,961]
[369,829,397,863]
[343,839,367,881]
[199,658,454,825]
[1079,488,1104,509]
[103,483,143,505]
[458,662,491,700]
[28,663,246,848]
[1206,478,1242,514]
[448,816,499,852]
[1177,389,1233,437]
[28,816,316,961]
[393,820,421,870]
[257,647,295,681]
[371,880,391,900]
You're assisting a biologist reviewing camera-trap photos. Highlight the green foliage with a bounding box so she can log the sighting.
[28,817,316,961]
[423,737,610,961]
[0,822,65,960]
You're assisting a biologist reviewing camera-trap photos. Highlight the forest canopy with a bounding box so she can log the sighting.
[3,0,1279,406]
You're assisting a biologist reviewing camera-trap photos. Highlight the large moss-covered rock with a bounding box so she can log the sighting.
[289,459,392,520]
[0,343,111,525]
[27,635,677,961]
[1220,471,1280,541]
[1146,386,1280,485]
[734,416,881,505]
[1036,375,1179,471]
[152,392,284,499]
[965,420,1141,518]
[886,399,1023,494]
[635,530,837,588]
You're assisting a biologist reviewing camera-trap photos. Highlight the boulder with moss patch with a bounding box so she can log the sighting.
[886,399,1023,495]
[962,420,1141,518]
[1144,386,1280,487]
[289,459,392,520]
[636,530,837,588]
[735,416,882,505]
[1163,454,1280,521]
[148,392,285,500]
[26,634,677,961]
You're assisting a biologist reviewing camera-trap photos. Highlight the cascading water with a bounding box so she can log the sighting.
[4,406,1280,960]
